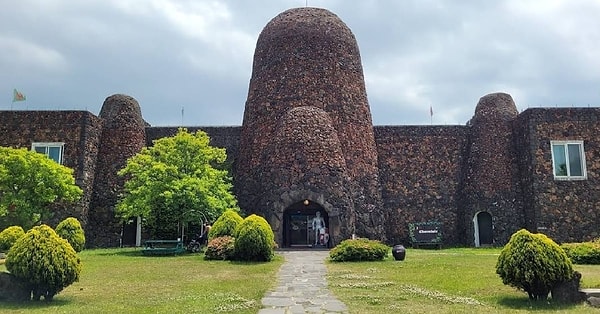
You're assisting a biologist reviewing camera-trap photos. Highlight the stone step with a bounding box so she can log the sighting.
[581,288,600,298]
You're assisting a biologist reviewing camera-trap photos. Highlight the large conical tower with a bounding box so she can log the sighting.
[236,8,385,247]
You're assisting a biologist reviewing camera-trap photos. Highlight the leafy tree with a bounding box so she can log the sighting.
[56,217,86,252]
[116,128,239,238]
[0,147,83,230]
[6,224,82,301]
[496,229,573,300]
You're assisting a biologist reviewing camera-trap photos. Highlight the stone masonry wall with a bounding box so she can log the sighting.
[0,111,102,229]
[88,95,146,247]
[236,8,384,242]
[375,125,469,245]
[514,108,600,243]
[460,93,524,245]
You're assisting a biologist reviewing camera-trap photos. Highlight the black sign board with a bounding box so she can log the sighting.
[409,221,442,244]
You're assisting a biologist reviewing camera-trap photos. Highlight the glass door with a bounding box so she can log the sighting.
[289,214,309,246]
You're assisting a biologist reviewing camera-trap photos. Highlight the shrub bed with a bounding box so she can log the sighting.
[329,238,389,262]
[561,240,600,265]
[204,236,235,260]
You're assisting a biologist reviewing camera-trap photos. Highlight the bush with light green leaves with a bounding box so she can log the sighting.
[329,238,389,262]
[56,217,86,252]
[5,224,82,301]
[561,239,600,265]
[0,225,25,252]
[208,209,243,240]
[234,214,274,262]
[496,229,573,300]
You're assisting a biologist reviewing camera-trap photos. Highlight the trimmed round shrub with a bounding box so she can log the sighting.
[496,229,573,300]
[5,224,82,301]
[0,226,25,252]
[234,214,274,262]
[329,238,389,262]
[208,209,243,240]
[204,236,235,260]
[561,241,600,265]
[55,217,86,252]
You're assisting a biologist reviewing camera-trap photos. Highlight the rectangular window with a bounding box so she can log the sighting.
[31,142,64,164]
[551,141,586,180]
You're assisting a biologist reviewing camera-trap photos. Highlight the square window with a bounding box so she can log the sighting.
[31,142,64,164]
[551,141,586,180]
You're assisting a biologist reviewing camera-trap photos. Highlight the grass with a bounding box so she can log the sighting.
[326,247,600,314]
[1,247,599,313]
[0,248,283,313]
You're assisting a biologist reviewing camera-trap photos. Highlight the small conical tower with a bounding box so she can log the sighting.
[88,94,146,247]
[461,93,523,246]
[236,8,385,247]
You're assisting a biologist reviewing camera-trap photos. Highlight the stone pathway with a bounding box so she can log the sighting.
[259,250,348,314]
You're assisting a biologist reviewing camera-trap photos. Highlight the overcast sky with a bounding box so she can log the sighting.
[1,0,599,126]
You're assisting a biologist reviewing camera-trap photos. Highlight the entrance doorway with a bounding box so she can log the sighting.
[474,211,493,247]
[283,200,329,247]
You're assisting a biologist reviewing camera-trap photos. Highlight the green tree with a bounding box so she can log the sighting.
[116,128,239,238]
[6,224,82,301]
[0,147,83,230]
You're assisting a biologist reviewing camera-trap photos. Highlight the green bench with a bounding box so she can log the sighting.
[141,239,185,256]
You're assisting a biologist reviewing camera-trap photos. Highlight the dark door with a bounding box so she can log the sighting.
[477,212,493,246]
[288,214,309,246]
[121,220,137,246]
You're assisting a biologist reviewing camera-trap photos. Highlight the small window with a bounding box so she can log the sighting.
[551,141,586,180]
[32,142,64,164]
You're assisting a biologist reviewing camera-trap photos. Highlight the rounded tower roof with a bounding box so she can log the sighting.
[473,92,518,122]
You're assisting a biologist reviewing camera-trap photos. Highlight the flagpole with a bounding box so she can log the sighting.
[181,106,184,126]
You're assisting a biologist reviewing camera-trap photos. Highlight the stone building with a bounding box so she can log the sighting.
[1,8,598,248]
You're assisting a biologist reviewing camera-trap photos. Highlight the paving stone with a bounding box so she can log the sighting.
[260,251,349,313]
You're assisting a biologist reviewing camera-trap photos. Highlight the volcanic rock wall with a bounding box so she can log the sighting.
[0,111,102,229]
[376,126,469,245]
[88,95,146,247]
[514,108,600,242]
[460,93,524,245]
[236,8,384,244]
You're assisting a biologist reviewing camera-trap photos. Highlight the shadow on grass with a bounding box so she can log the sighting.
[94,249,197,258]
[0,298,72,310]
[497,296,581,311]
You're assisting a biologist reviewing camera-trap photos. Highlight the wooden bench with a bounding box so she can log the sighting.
[141,240,185,256]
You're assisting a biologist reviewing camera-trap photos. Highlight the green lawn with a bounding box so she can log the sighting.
[1,247,599,313]
[326,247,600,314]
[0,248,283,313]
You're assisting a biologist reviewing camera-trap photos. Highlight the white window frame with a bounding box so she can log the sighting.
[550,140,587,180]
[31,142,65,164]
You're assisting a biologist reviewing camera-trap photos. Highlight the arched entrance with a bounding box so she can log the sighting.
[473,211,493,247]
[283,200,329,247]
